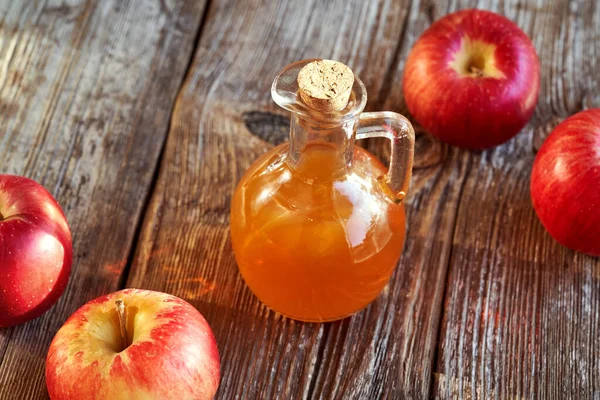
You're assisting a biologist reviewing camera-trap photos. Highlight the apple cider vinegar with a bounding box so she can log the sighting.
[231,142,406,322]
[230,60,415,322]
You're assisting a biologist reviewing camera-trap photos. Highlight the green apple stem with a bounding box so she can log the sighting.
[115,299,128,351]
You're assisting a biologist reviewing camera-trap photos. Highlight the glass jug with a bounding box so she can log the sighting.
[230,59,415,322]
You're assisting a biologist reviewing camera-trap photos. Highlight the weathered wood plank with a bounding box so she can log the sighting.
[434,1,600,399]
[126,0,473,398]
[0,0,207,398]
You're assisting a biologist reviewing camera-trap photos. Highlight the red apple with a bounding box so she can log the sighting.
[403,9,540,149]
[46,289,220,400]
[531,109,600,256]
[0,175,72,327]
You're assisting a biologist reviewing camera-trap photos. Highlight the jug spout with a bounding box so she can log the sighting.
[271,59,367,122]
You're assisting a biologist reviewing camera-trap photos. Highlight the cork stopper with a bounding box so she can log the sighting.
[297,60,354,112]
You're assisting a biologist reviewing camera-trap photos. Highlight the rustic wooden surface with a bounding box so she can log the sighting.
[0,0,599,399]
[0,0,208,398]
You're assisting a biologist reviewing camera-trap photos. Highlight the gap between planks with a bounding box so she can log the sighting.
[116,0,214,291]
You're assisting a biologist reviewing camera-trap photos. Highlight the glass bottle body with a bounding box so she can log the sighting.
[231,124,406,322]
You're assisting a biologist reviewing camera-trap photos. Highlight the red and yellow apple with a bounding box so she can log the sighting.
[403,9,540,149]
[0,175,72,327]
[46,289,220,400]
[531,109,600,256]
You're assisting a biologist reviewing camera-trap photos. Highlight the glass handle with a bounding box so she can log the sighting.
[357,112,415,202]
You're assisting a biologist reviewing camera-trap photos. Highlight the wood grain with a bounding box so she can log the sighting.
[1,0,598,398]
[433,1,600,399]
[0,0,206,398]
[126,0,472,398]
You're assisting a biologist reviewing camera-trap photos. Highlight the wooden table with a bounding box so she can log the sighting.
[1,1,598,399]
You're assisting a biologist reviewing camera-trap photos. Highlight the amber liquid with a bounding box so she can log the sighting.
[230,143,406,322]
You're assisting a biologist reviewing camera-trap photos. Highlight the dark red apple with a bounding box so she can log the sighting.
[531,109,600,256]
[403,9,540,149]
[0,175,72,327]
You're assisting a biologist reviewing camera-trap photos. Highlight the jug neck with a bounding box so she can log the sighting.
[287,113,358,177]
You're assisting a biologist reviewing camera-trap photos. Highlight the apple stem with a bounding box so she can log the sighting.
[115,299,128,351]
[469,66,484,77]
